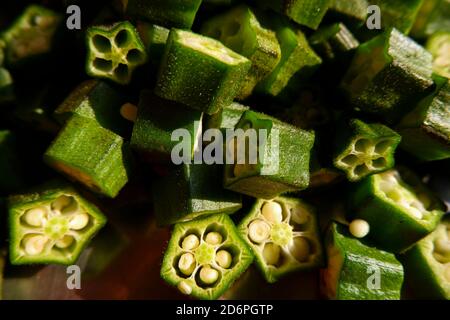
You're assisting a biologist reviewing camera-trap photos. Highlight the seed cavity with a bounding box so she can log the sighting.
[22,207,47,227]
[290,206,309,225]
[340,154,358,166]
[92,34,112,53]
[93,58,113,72]
[263,242,280,266]
[354,139,371,153]
[23,234,48,256]
[374,140,392,154]
[69,212,90,230]
[114,29,130,47]
[55,235,75,249]
[289,237,311,262]
[126,49,144,64]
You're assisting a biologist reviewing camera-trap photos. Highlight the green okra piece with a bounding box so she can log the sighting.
[223,110,315,199]
[411,0,450,39]
[341,28,434,122]
[44,114,133,198]
[8,183,106,265]
[321,222,404,300]
[123,0,202,29]
[256,18,322,96]
[153,163,242,226]
[136,22,169,65]
[401,216,450,300]
[86,21,147,85]
[0,67,14,105]
[426,32,450,79]
[396,75,450,162]
[201,5,281,99]
[161,213,253,300]
[261,0,332,30]
[54,80,130,137]
[349,167,446,253]
[0,130,26,194]
[130,90,202,163]
[333,119,401,182]
[328,0,368,26]
[205,102,249,132]
[238,197,323,283]
[155,29,251,115]
[0,5,63,67]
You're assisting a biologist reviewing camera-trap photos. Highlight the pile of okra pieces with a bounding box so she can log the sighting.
[0,0,449,300]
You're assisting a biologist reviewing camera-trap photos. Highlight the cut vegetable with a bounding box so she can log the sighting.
[426,32,450,79]
[136,22,169,65]
[328,0,368,26]
[205,102,249,133]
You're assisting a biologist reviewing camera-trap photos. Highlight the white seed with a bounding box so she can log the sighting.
[24,235,48,255]
[386,190,402,202]
[55,235,74,249]
[262,202,283,223]
[69,212,90,230]
[178,253,196,276]
[120,103,138,122]
[199,265,219,284]
[205,232,223,245]
[177,281,192,295]
[434,238,450,255]
[216,250,232,269]
[248,219,271,243]
[290,237,310,262]
[263,243,280,266]
[408,207,423,220]
[181,234,200,250]
[349,219,370,238]
[23,207,47,227]
[290,207,309,225]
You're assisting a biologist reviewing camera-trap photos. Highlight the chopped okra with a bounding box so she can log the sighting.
[320,222,404,300]
[86,22,147,85]
[349,167,446,252]
[328,0,368,26]
[136,22,169,65]
[160,214,253,300]
[155,29,251,115]
[8,184,106,265]
[333,119,401,182]
[205,102,249,133]
[238,197,323,283]
[426,32,450,79]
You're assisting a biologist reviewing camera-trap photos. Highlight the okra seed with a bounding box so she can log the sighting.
[263,243,280,266]
[181,234,200,250]
[23,207,47,227]
[69,212,90,230]
[408,207,423,220]
[262,202,283,223]
[178,253,196,276]
[177,281,192,295]
[199,265,219,284]
[434,238,450,255]
[445,265,450,282]
[23,235,48,255]
[216,250,232,269]
[120,103,138,122]
[290,237,310,262]
[205,232,223,246]
[248,219,271,243]
[349,219,370,238]
[55,235,74,249]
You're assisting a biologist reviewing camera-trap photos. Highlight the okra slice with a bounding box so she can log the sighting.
[8,184,106,265]
[328,0,368,26]
[86,21,147,85]
[238,197,323,283]
[153,163,242,226]
[160,213,253,300]
[333,119,401,182]
[402,216,450,299]
[130,90,202,163]
[341,28,434,121]
[320,222,404,300]
[0,5,62,67]
[205,102,249,132]
[427,32,450,79]
[123,0,202,29]
[44,115,133,198]
[136,22,169,65]
[54,80,129,137]
[0,67,14,105]
[261,0,332,30]
[349,167,446,253]
[223,110,315,200]
[411,0,450,39]
[257,19,322,96]
[201,5,281,99]
[155,29,251,115]
[397,76,450,161]
[0,130,26,194]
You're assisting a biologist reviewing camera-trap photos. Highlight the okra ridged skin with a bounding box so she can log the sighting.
[238,197,324,283]
[349,168,446,253]
[155,29,251,115]
[397,76,450,161]
[8,183,106,265]
[341,28,434,122]
[411,0,450,39]
[43,115,133,198]
[321,222,404,300]
[400,217,450,300]
[153,163,242,226]
[160,213,254,300]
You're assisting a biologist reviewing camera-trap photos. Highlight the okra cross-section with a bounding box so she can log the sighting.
[223,110,315,199]
[8,184,106,265]
[321,222,404,300]
[155,29,251,115]
[201,5,281,99]
[349,167,446,253]
[333,119,401,182]
[44,114,133,198]
[238,197,323,283]
[160,214,253,300]
[402,216,450,299]
[86,21,147,85]
[341,28,434,121]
